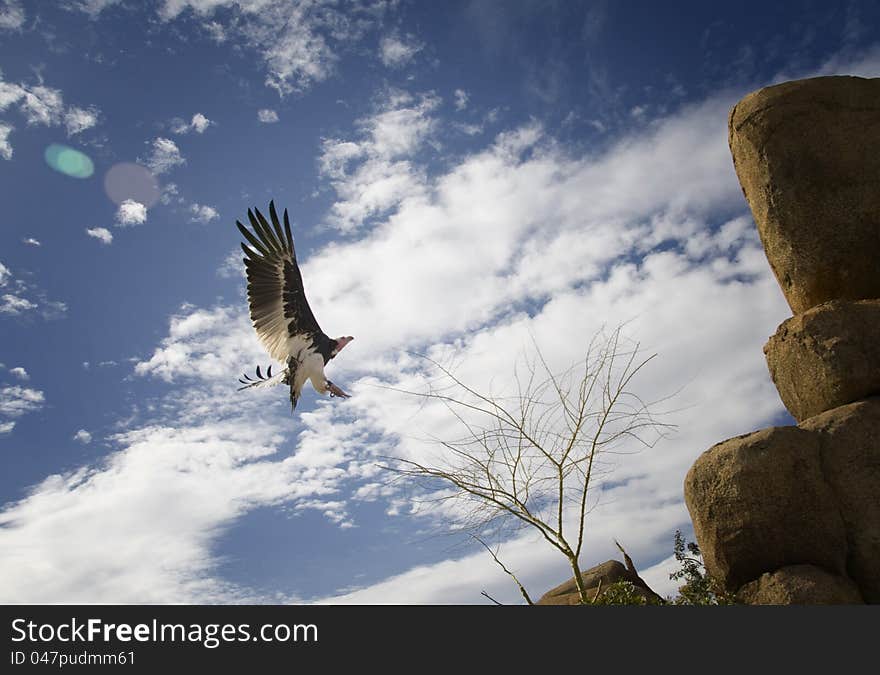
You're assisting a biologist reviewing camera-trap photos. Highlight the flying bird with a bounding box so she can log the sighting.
[236,201,353,410]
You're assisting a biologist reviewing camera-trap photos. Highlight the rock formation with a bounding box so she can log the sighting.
[765,299,880,421]
[685,75,880,604]
[537,559,664,605]
[726,76,880,314]
[738,565,864,605]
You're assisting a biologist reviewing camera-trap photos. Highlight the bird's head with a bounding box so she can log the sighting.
[331,336,354,357]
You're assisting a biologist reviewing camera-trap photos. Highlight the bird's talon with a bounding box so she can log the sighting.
[327,381,350,399]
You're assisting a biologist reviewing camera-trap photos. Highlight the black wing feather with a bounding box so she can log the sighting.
[255,208,281,252]
[248,209,280,255]
[268,201,288,254]
[283,209,294,257]
[237,221,271,257]
[237,203,330,364]
[240,242,261,261]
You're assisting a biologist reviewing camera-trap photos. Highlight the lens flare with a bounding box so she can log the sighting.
[44,144,94,179]
[103,162,161,208]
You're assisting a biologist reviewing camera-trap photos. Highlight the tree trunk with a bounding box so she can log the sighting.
[568,557,591,604]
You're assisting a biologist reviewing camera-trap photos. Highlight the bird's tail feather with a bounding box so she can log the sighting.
[289,381,298,410]
[237,364,287,390]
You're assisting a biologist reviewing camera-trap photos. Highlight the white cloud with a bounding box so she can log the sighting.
[0,385,44,418]
[72,0,123,15]
[316,503,687,604]
[86,227,113,244]
[0,122,12,160]
[160,182,181,206]
[20,85,64,126]
[319,90,441,231]
[0,385,367,601]
[453,121,482,136]
[379,34,423,68]
[784,43,880,82]
[0,81,24,110]
[73,429,92,444]
[314,92,747,342]
[189,203,219,223]
[133,305,261,384]
[587,118,607,133]
[257,109,279,124]
[203,20,225,42]
[151,1,391,97]
[22,237,40,246]
[630,104,648,120]
[190,112,211,133]
[216,249,244,279]
[0,72,101,153]
[0,263,66,319]
[0,1,25,31]
[367,91,441,157]
[317,139,362,180]
[295,499,353,528]
[0,421,14,434]
[40,300,67,320]
[171,112,213,134]
[639,554,686,600]
[0,294,36,315]
[64,105,100,136]
[9,367,28,381]
[141,137,185,175]
[115,199,147,227]
[453,88,468,111]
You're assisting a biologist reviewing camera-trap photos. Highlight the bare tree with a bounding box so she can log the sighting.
[384,327,673,604]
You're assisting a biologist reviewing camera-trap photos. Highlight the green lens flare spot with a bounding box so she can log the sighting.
[44,144,94,179]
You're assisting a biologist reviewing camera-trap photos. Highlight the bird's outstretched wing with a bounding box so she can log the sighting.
[237,201,325,364]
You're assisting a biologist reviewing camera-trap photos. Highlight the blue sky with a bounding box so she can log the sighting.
[1,0,879,604]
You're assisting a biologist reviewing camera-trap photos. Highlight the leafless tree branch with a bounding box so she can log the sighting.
[382,326,673,604]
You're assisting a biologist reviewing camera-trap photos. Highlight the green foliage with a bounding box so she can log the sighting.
[589,580,663,606]
[583,532,737,606]
[572,531,738,606]
[537,531,738,606]
[669,530,737,605]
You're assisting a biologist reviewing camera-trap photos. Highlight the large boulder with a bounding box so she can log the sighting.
[686,398,880,602]
[684,425,847,591]
[802,398,880,603]
[728,75,880,313]
[738,565,864,605]
[537,560,663,605]
[764,299,880,421]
